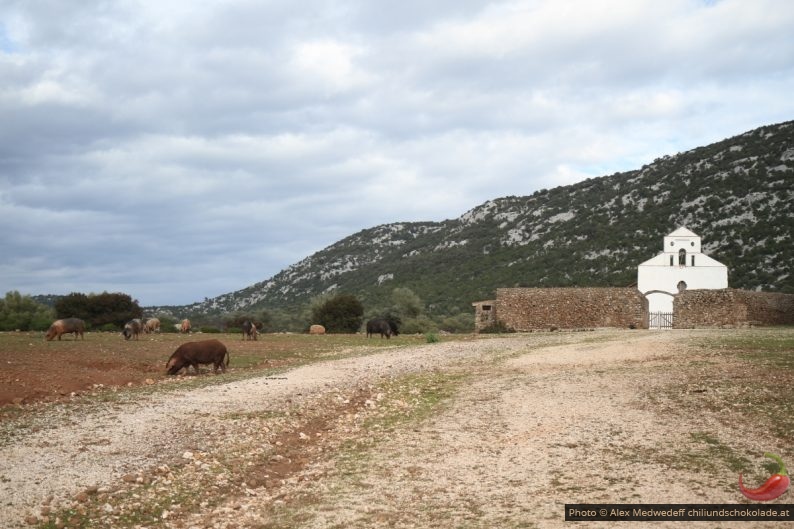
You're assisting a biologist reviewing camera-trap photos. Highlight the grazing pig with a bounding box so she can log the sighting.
[366,318,392,339]
[309,324,325,335]
[144,318,160,333]
[180,318,191,334]
[241,321,258,341]
[45,318,86,341]
[122,319,143,340]
[166,339,229,375]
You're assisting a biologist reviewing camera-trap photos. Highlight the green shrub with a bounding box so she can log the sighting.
[425,332,439,343]
[311,293,364,333]
[0,291,55,331]
[479,320,515,334]
[200,326,221,333]
[400,315,438,334]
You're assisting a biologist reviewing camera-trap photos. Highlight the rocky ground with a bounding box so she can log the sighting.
[1,329,791,528]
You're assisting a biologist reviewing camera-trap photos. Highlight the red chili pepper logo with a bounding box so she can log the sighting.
[739,453,790,502]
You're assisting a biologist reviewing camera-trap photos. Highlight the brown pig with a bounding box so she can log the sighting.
[166,339,229,375]
[45,318,86,341]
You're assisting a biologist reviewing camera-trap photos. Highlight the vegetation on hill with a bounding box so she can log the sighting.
[147,120,792,324]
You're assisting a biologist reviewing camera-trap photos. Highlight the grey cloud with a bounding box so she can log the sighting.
[1,0,793,305]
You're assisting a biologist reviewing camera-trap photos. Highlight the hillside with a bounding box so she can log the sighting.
[150,120,794,318]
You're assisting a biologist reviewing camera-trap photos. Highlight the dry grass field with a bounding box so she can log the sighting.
[0,331,462,411]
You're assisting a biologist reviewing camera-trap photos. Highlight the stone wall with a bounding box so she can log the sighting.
[493,288,648,331]
[674,289,794,328]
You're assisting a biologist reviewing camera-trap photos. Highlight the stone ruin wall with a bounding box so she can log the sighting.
[674,289,794,328]
[493,287,648,331]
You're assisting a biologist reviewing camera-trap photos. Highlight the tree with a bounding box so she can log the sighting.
[54,292,91,322]
[0,291,55,331]
[390,287,423,318]
[55,291,143,329]
[311,293,364,333]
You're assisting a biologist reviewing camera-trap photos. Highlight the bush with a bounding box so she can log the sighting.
[479,320,515,334]
[311,293,364,333]
[425,332,439,343]
[438,313,474,333]
[157,317,179,333]
[200,327,221,333]
[0,291,55,331]
[400,315,438,335]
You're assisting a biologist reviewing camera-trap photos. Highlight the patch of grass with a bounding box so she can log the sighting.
[223,409,287,421]
[615,431,750,493]
[667,328,794,444]
[719,330,794,370]
[365,371,468,432]
[261,370,469,529]
[718,330,794,443]
[687,431,751,473]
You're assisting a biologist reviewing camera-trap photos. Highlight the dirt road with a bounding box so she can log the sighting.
[1,330,789,528]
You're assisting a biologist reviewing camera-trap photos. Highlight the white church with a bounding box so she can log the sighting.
[637,227,728,314]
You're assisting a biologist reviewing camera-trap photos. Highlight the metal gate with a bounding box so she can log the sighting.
[649,312,674,329]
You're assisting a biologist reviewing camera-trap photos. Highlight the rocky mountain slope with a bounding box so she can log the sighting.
[152,120,794,317]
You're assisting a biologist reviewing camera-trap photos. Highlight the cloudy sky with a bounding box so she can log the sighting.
[1,0,793,307]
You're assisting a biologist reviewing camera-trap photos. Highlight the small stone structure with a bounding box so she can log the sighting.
[473,288,648,332]
[472,300,496,332]
[674,289,794,328]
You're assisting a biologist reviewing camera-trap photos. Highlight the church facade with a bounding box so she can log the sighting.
[637,227,728,314]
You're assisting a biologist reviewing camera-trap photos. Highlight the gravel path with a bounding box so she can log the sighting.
[2,330,789,528]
